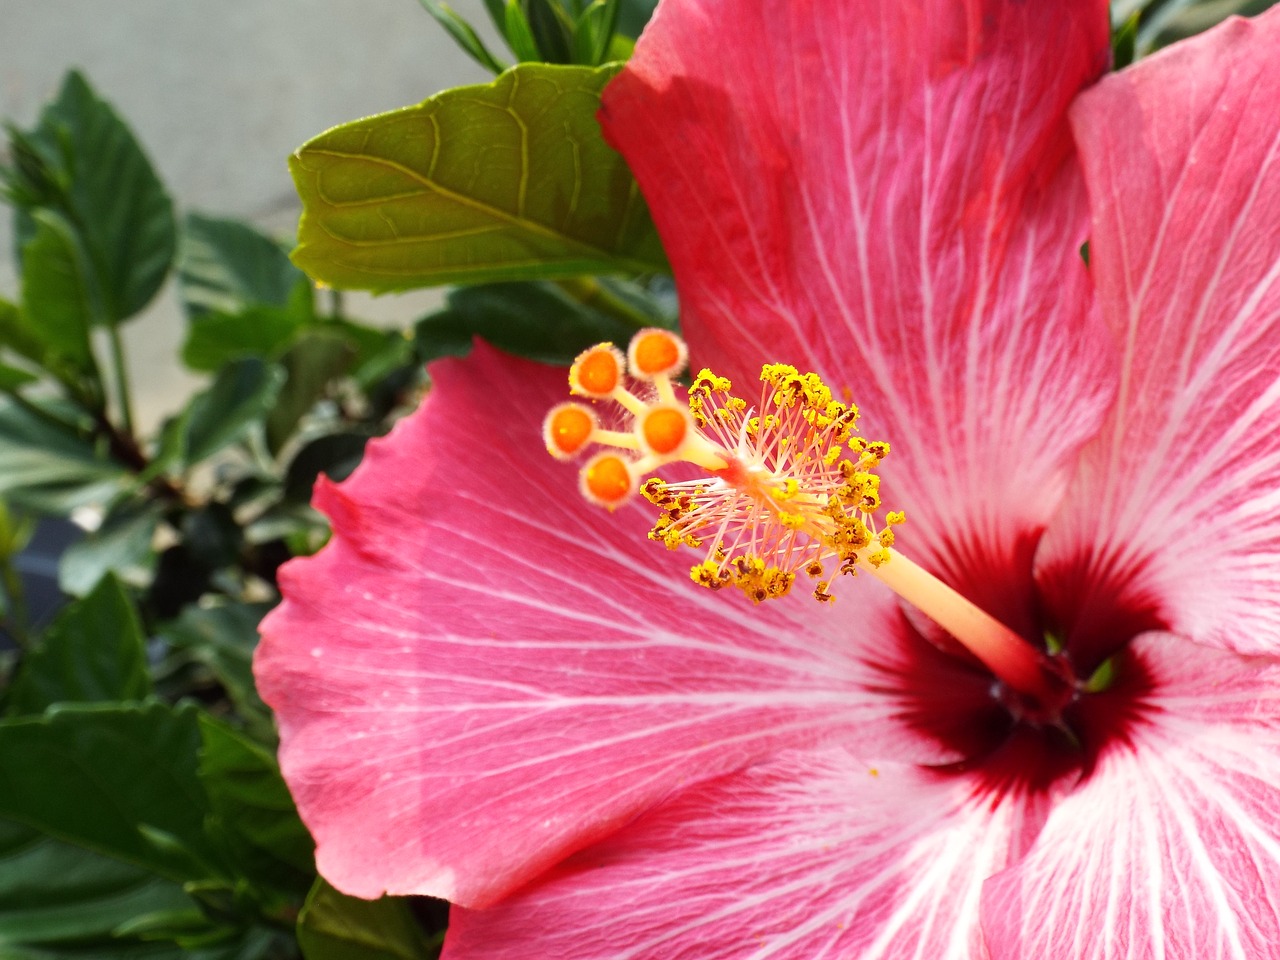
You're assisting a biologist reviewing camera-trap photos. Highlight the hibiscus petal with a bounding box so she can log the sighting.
[601,0,1115,633]
[982,633,1280,959]
[1040,9,1280,662]
[255,343,960,907]
[445,747,1048,959]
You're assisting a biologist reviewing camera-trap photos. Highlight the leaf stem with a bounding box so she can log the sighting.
[107,323,135,437]
[556,277,659,329]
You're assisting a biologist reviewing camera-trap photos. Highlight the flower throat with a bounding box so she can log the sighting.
[544,329,1067,709]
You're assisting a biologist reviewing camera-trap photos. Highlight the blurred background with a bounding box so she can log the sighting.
[0,1,492,431]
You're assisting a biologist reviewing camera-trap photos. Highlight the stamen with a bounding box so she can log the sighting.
[548,332,1059,702]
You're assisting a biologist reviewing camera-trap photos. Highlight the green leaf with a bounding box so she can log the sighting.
[178,213,308,319]
[0,397,127,513]
[503,0,545,61]
[289,63,666,292]
[297,879,437,960]
[0,817,203,955]
[0,364,38,392]
[197,715,314,896]
[415,279,650,365]
[0,702,224,884]
[265,331,357,454]
[6,575,150,714]
[416,0,509,74]
[11,71,175,324]
[57,500,163,597]
[155,601,273,737]
[19,210,98,369]
[180,306,305,373]
[182,358,286,463]
[283,431,373,502]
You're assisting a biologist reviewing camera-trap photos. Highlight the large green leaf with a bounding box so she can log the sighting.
[10,71,175,324]
[178,213,308,319]
[290,63,666,291]
[0,818,203,957]
[297,880,438,960]
[0,397,127,513]
[5,575,150,714]
[0,702,224,884]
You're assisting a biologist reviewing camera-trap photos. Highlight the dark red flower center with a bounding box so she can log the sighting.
[895,537,1168,795]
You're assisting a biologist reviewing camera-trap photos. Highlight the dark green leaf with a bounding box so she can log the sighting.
[297,879,437,960]
[0,702,224,884]
[183,358,286,463]
[180,306,305,372]
[290,63,666,291]
[19,211,98,369]
[179,502,242,572]
[0,397,127,513]
[12,71,175,324]
[0,364,38,392]
[57,500,163,597]
[417,0,509,73]
[6,575,150,713]
[197,715,314,896]
[283,432,373,502]
[265,332,355,453]
[178,213,308,319]
[502,0,544,61]
[0,817,203,955]
[615,0,656,37]
[415,279,649,365]
[1112,11,1139,69]
[155,601,273,735]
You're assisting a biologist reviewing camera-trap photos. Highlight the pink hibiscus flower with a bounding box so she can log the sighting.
[255,1,1280,955]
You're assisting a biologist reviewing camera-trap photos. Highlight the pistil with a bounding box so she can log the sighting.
[545,329,1062,703]
[863,550,1059,704]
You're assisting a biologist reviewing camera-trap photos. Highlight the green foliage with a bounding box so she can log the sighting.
[416,277,674,365]
[5,575,149,712]
[3,70,175,328]
[290,63,667,291]
[296,880,441,960]
[0,25,676,950]
[178,213,308,318]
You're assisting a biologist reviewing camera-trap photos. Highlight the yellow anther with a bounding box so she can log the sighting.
[570,344,625,398]
[543,402,596,460]
[628,328,687,380]
[886,510,906,525]
[691,559,730,589]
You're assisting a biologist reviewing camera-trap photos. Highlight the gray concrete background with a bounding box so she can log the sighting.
[0,1,495,428]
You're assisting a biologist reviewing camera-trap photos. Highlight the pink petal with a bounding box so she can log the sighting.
[982,633,1280,959]
[1039,9,1280,661]
[445,747,1049,959]
[255,343,960,907]
[601,0,1115,633]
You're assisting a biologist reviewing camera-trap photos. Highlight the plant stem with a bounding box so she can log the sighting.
[556,277,658,329]
[107,322,135,437]
[0,551,30,650]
